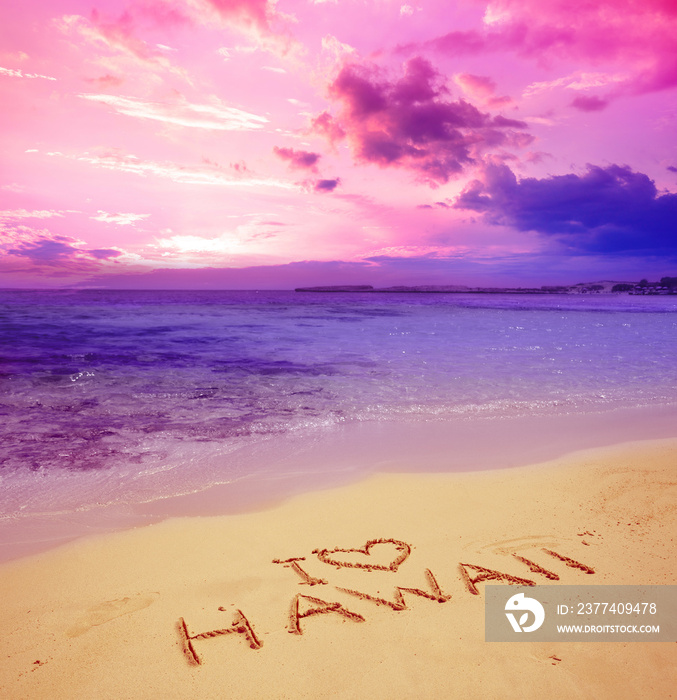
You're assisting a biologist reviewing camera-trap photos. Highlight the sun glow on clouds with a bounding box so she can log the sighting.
[155,233,248,255]
[153,217,293,263]
[482,3,511,25]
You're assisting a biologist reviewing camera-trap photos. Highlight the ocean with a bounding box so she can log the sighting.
[1,289,676,539]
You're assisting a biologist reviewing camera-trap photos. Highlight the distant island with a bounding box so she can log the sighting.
[296,277,677,295]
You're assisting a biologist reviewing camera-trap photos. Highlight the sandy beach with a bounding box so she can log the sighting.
[0,438,675,699]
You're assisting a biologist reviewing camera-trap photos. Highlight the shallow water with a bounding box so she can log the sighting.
[1,289,676,522]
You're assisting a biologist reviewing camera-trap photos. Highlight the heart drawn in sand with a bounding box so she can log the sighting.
[312,538,412,572]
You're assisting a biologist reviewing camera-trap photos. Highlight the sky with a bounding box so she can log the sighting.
[1,0,676,289]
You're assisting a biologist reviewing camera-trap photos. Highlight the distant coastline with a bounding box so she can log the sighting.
[296,279,677,295]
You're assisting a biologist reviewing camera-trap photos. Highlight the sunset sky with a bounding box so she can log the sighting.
[1,0,676,289]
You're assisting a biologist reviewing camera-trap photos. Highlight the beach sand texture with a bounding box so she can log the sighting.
[0,439,675,699]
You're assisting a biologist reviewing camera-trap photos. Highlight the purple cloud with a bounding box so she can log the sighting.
[398,23,532,58]
[396,29,488,56]
[571,95,609,112]
[89,249,123,259]
[316,56,531,184]
[417,201,451,210]
[455,162,677,254]
[8,238,80,261]
[3,233,121,276]
[314,178,340,192]
[273,146,321,171]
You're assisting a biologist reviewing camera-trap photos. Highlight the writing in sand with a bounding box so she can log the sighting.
[177,537,595,665]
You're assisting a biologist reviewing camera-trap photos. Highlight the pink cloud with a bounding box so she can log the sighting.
[186,0,295,51]
[310,111,346,146]
[57,12,181,76]
[202,0,273,33]
[400,29,487,57]
[410,0,677,98]
[90,8,157,62]
[454,72,512,108]
[454,73,496,100]
[136,0,193,29]
[63,0,289,52]
[524,151,553,164]
[630,55,677,95]
[84,74,125,88]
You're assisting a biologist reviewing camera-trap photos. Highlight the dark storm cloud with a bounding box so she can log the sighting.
[455,162,677,254]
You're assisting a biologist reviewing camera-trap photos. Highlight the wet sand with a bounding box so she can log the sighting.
[3,402,677,564]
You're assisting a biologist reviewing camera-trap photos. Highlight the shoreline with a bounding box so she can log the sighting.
[294,282,677,295]
[0,437,675,698]
[2,402,677,564]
